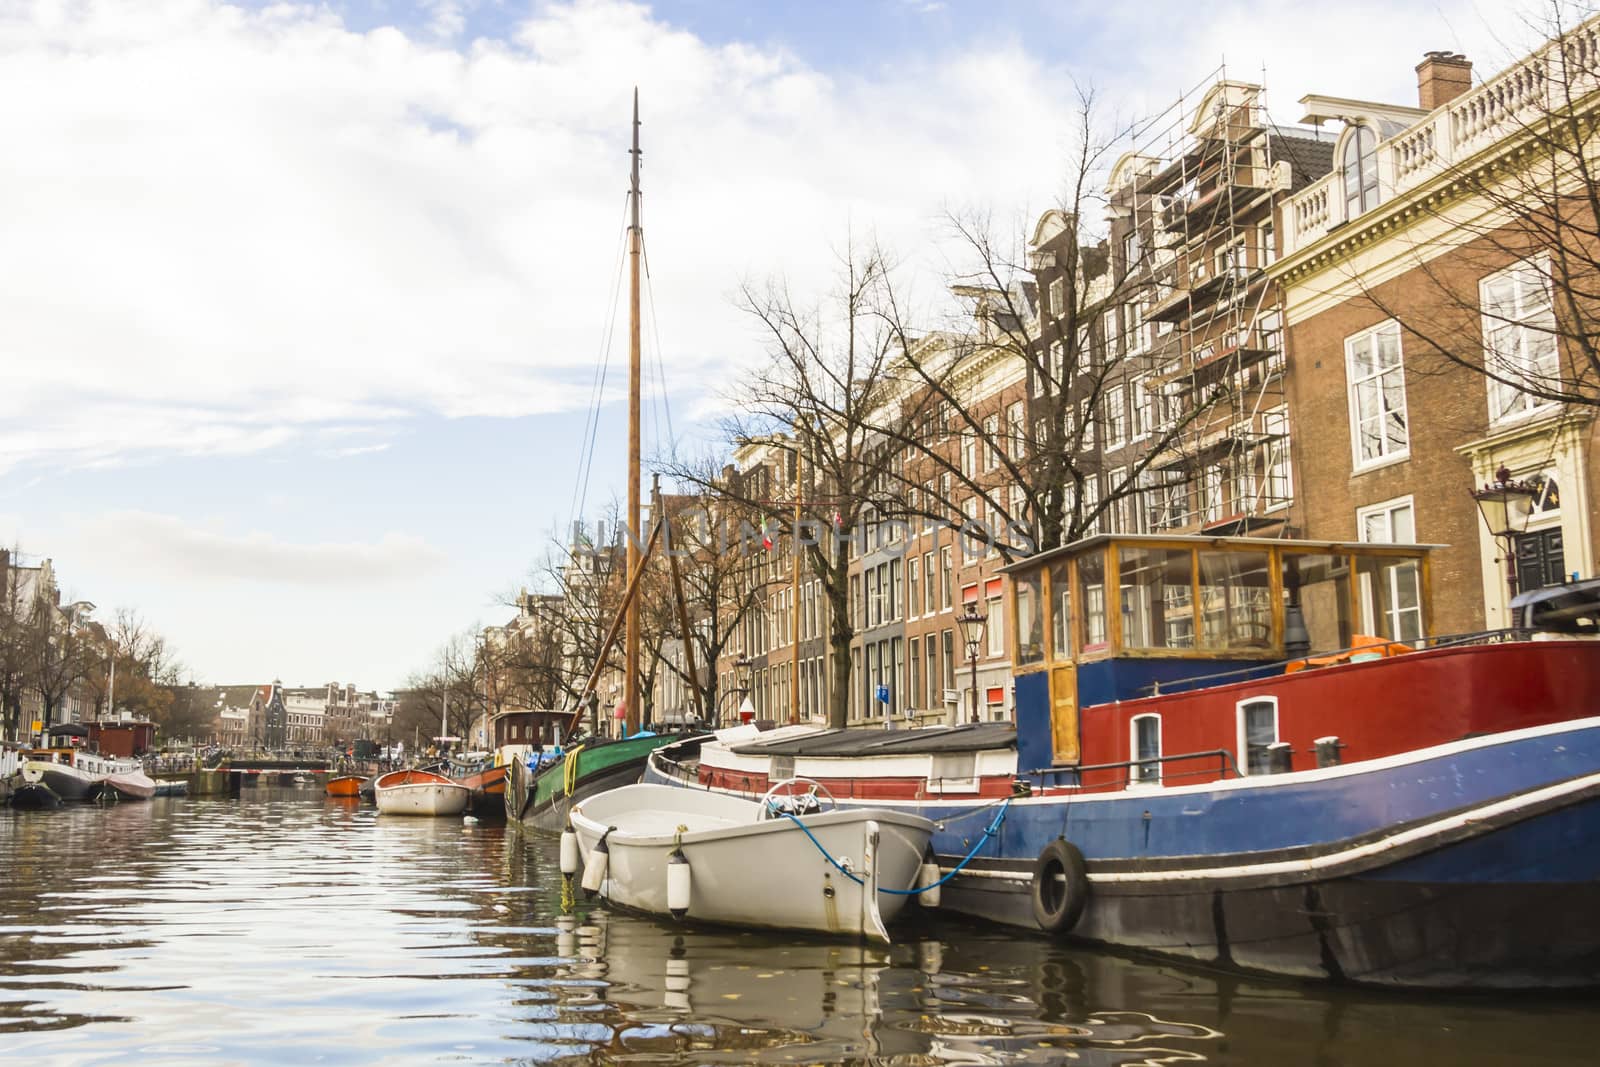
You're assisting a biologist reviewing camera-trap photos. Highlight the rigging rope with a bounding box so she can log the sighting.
[779,797,1011,895]
[567,191,633,541]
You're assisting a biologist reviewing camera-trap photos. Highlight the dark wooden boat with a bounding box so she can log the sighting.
[325,774,367,798]
[451,763,507,820]
[9,781,61,809]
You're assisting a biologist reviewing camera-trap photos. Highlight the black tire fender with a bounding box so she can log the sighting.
[1030,838,1089,934]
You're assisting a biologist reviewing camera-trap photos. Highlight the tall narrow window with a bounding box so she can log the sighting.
[1346,321,1408,468]
[1104,384,1127,448]
[1131,714,1162,783]
[1357,497,1423,642]
[1342,124,1379,219]
[1482,258,1559,424]
[1238,698,1279,775]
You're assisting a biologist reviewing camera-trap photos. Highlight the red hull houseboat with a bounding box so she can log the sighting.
[649,535,1600,988]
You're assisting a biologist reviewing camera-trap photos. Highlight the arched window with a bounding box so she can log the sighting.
[1343,125,1379,219]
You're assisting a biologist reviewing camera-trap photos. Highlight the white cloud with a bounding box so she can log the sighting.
[0,0,1075,474]
[0,0,1551,477]
[74,510,445,586]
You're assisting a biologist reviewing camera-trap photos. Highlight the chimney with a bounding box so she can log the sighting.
[1417,51,1472,110]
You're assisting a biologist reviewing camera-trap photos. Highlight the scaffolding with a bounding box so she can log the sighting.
[1105,63,1334,536]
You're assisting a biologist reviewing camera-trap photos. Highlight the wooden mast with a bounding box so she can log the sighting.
[625,88,643,736]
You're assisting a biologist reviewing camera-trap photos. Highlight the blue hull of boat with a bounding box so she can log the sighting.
[648,718,1600,987]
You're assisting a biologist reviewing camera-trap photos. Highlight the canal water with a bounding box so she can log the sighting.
[1,790,1594,1065]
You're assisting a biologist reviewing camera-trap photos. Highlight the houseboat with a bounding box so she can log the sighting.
[648,534,1600,989]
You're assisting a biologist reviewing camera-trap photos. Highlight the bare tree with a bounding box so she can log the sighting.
[665,239,913,728]
[864,87,1244,560]
[0,548,31,738]
[29,604,95,728]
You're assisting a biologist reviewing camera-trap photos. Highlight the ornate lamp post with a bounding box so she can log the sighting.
[955,607,987,725]
[1471,465,1539,604]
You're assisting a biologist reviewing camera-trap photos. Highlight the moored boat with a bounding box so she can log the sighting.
[152,779,188,798]
[7,764,61,809]
[568,781,936,942]
[104,769,157,801]
[450,760,507,820]
[374,768,470,816]
[505,733,686,833]
[325,774,367,798]
[651,533,1600,989]
[20,748,140,802]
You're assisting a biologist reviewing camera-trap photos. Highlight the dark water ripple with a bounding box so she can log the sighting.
[1,788,1595,1065]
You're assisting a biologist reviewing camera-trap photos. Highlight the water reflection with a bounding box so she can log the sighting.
[0,792,1594,1065]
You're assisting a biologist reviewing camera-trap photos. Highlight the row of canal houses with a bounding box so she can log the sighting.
[211,681,395,751]
[700,26,1600,728]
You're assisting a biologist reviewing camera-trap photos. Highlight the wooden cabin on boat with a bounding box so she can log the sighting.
[1002,533,1600,790]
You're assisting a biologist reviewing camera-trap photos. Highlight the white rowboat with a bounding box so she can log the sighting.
[568,780,936,943]
[373,768,470,816]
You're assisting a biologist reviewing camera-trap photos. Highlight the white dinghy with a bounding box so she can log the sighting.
[373,768,470,817]
[567,779,937,943]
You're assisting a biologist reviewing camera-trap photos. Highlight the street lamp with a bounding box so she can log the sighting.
[1471,465,1539,603]
[955,607,987,725]
[713,655,756,727]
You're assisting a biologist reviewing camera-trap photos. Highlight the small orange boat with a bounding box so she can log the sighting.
[325,774,368,798]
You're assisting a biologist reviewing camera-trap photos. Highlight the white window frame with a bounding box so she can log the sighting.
[1356,495,1424,641]
[1131,376,1153,442]
[1104,384,1127,450]
[1125,300,1147,355]
[1481,256,1559,426]
[1262,405,1293,511]
[1356,495,1415,545]
[1345,320,1410,471]
[1130,713,1162,785]
[1235,696,1280,777]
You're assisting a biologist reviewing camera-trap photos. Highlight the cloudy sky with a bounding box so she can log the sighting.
[0,0,1532,689]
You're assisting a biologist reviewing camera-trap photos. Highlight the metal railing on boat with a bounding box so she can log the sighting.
[1027,748,1245,791]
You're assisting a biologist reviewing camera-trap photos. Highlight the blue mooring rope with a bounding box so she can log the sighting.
[779,797,1011,895]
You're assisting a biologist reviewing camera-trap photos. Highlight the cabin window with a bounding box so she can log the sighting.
[1131,714,1162,784]
[1198,550,1273,649]
[1014,571,1044,666]
[1238,698,1279,775]
[1049,560,1072,659]
[1282,553,1354,654]
[1079,549,1108,650]
[930,751,978,793]
[1118,546,1196,650]
[1356,555,1424,644]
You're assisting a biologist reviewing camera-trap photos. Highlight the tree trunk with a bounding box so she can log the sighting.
[824,557,853,729]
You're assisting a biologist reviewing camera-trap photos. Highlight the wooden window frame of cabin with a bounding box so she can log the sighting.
[1278,544,1433,652]
[1014,538,1434,672]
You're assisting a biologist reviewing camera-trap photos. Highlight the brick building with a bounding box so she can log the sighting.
[1275,28,1600,634]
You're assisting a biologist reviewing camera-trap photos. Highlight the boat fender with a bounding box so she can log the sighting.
[915,852,942,908]
[1030,838,1089,934]
[581,827,614,899]
[666,847,691,920]
[559,826,581,879]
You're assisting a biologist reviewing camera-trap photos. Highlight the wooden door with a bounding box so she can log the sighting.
[1049,664,1079,764]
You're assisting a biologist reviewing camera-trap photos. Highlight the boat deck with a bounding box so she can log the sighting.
[727,722,1015,757]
